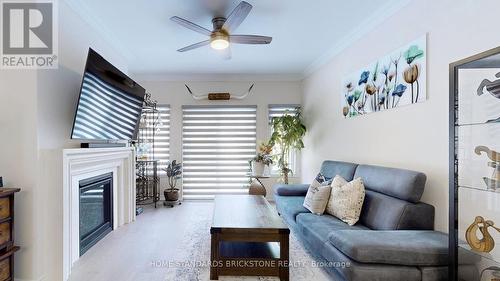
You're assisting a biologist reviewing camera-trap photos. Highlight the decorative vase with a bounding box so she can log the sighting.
[252,161,266,176]
[164,188,179,201]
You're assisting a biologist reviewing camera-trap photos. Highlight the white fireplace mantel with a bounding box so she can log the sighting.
[62,147,136,281]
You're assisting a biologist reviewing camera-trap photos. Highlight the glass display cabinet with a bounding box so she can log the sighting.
[450,47,500,281]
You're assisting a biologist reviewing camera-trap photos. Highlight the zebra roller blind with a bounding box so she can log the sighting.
[268,104,300,124]
[182,105,257,200]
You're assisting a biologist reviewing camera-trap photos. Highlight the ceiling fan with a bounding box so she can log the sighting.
[170,1,272,59]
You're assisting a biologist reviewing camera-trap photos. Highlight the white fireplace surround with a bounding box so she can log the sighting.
[62,147,136,281]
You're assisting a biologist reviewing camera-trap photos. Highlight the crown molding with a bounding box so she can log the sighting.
[63,0,135,63]
[302,0,412,78]
[131,72,303,82]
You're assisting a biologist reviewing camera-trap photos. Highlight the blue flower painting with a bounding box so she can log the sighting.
[392,84,407,97]
[341,36,427,118]
[358,71,370,85]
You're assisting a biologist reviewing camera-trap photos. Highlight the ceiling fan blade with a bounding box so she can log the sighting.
[170,16,212,36]
[230,35,272,44]
[177,40,210,52]
[222,1,252,33]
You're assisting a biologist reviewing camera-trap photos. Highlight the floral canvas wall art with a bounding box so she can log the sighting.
[341,36,427,118]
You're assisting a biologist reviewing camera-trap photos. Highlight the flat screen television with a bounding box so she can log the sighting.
[71,48,145,141]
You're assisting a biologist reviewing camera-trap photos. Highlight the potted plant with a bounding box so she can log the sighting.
[250,141,273,176]
[269,107,307,184]
[163,160,182,202]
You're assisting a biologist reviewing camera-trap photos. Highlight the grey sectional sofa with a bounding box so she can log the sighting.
[273,160,448,281]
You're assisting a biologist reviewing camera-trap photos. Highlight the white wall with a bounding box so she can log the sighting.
[0,71,42,280]
[0,1,131,280]
[141,79,303,199]
[301,0,500,232]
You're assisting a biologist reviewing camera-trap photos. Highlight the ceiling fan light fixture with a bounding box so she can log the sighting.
[171,1,272,56]
[210,38,229,50]
[210,32,229,50]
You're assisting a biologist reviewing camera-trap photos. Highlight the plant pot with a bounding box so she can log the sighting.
[164,188,179,201]
[251,162,266,176]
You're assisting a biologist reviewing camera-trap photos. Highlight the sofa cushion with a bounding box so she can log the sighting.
[419,266,448,281]
[303,173,333,214]
[326,176,366,226]
[354,164,426,203]
[273,184,310,196]
[274,195,309,224]
[360,190,434,230]
[320,160,358,181]
[296,213,368,245]
[328,230,448,266]
[318,240,422,281]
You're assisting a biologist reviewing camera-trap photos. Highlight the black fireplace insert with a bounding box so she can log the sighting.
[79,172,113,256]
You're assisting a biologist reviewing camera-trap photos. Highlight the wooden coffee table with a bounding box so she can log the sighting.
[210,195,290,280]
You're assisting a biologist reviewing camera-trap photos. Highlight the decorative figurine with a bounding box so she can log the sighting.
[479,266,500,281]
[477,71,500,99]
[466,216,500,253]
[475,146,500,190]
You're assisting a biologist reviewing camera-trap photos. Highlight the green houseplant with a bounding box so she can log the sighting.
[250,141,273,176]
[163,160,182,202]
[269,107,306,184]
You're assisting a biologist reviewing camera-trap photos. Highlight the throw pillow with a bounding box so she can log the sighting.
[303,173,333,215]
[325,175,366,226]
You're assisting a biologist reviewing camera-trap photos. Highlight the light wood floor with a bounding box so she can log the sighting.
[69,201,215,281]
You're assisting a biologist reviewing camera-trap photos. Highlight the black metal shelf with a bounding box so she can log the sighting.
[135,93,161,208]
[136,160,160,208]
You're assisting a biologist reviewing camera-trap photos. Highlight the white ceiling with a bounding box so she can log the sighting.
[66,0,409,78]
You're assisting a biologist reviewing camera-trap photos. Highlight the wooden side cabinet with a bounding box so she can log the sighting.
[0,188,20,281]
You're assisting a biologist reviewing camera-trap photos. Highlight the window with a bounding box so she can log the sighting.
[137,105,170,173]
[268,104,301,176]
[182,105,257,200]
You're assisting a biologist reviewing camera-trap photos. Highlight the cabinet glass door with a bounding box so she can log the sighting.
[452,49,500,281]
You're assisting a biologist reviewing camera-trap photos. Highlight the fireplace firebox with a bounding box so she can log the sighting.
[79,173,113,256]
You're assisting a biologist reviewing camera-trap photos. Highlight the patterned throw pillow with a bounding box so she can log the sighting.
[325,175,366,226]
[303,173,333,215]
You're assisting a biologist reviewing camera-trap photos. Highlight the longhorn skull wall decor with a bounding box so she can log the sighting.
[184,84,255,100]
